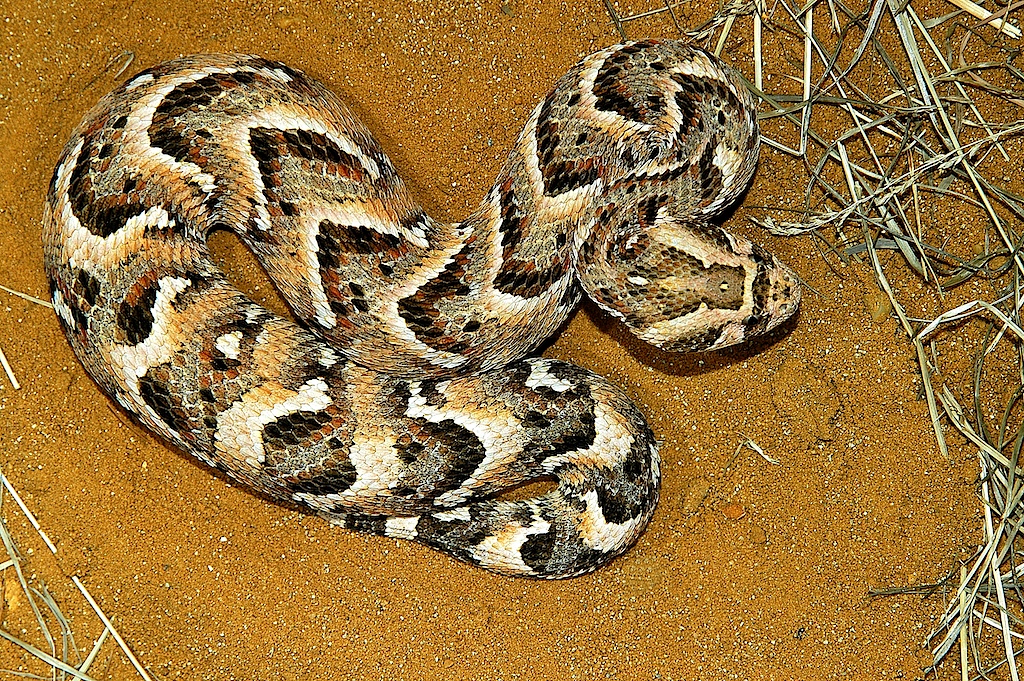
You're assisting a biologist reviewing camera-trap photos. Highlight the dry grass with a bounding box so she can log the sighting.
[599,0,1024,675]
[0,471,153,680]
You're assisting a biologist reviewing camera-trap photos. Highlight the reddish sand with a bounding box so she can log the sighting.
[0,0,982,678]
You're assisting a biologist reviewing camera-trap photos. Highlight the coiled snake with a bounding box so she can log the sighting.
[42,40,800,578]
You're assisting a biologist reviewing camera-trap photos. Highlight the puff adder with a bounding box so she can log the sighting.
[42,40,800,578]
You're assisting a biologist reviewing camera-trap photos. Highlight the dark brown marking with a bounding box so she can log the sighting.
[492,180,571,298]
[593,43,667,124]
[264,409,333,448]
[288,450,359,495]
[397,244,474,354]
[520,527,558,570]
[343,515,389,535]
[67,134,149,238]
[149,74,232,163]
[244,57,323,97]
[543,398,596,459]
[74,269,101,308]
[414,511,492,566]
[116,280,160,345]
[314,219,406,325]
[697,142,723,203]
[391,418,488,497]
[315,220,402,270]
[249,127,367,185]
[622,437,654,484]
[534,92,601,198]
[379,383,489,500]
[139,366,193,436]
[50,275,89,335]
[595,484,644,524]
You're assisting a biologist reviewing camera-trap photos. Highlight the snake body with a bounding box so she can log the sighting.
[42,40,800,578]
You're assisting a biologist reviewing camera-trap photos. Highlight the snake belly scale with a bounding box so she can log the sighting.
[42,40,800,578]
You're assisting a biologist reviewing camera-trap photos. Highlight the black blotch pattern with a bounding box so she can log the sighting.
[264,410,333,449]
[116,281,160,345]
[399,210,429,237]
[593,42,665,124]
[492,182,570,298]
[622,437,651,483]
[417,380,446,407]
[289,451,359,495]
[546,403,597,458]
[343,514,389,535]
[349,282,369,312]
[697,141,723,202]
[595,485,644,525]
[52,277,89,334]
[542,159,599,197]
[246,56,305,80]
[244,57,321,97]
[139,367,192,436]
[524,410,551,429]
[165,270,217,313]
[397,244,473,354]
[520,529,558,571]
[637,195,666,234]
[535,92,600,198]
[315,219,404,322]
[121,62,177,88]
[74,269,101,307]
[671,72,705,140]
[594,65,641,121]
[393,418,488,497]
[415,512,492,564]
[47,163,60,201]
[638,164,688,185]
[211,355,241,371]
[249,127,367,192]
[316,220,402,268]
[149,75,226,163]
[67,134,148,238]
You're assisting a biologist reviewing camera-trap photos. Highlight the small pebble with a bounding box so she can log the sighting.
[863,288,892,323]
[274,14,298,30]
[722,502,745,520]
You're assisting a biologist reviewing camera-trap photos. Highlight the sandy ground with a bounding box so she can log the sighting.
[0,0,987,678]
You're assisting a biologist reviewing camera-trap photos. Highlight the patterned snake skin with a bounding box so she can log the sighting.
[42,40,800,578]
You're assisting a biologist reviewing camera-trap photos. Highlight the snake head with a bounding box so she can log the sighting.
[563,41,797,353]
[578,204,801,353]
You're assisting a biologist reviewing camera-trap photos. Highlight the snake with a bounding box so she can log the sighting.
[41,40,800,578]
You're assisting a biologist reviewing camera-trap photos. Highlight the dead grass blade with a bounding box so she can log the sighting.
[597,0,1024,675]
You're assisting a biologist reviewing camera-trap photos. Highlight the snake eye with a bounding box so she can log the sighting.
[742,314,761,327]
